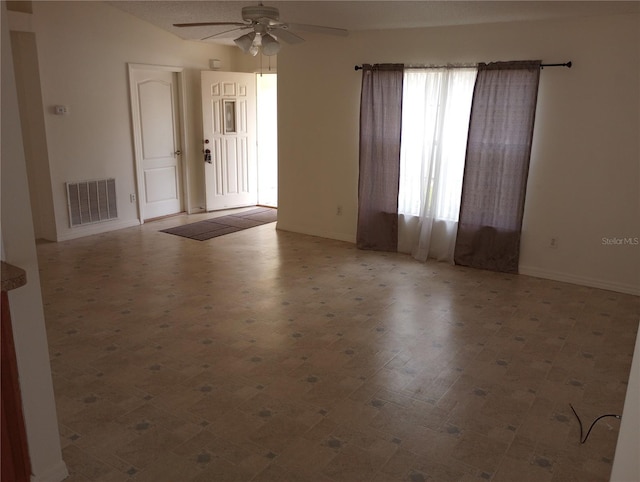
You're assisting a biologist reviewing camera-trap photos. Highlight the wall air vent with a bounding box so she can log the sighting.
[66,178,117,227]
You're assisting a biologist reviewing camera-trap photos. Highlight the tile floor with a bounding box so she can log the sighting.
[36,210,639,481]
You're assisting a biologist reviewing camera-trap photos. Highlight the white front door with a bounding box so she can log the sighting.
[129,66,183,220]
[201,71,257,211]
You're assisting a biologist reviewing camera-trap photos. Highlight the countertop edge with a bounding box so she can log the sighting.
[1,261,27,292]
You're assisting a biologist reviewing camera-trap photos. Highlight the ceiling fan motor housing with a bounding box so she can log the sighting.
[242,5,280,23]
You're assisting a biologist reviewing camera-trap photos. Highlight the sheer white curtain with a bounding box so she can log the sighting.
[398,68,477,262]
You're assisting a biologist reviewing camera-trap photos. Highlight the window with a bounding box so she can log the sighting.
[397,68,477,261]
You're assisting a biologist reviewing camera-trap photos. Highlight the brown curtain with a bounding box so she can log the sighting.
[454,61,541,273]
[356,64,404,251]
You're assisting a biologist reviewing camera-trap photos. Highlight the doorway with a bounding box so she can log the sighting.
[257,73,277,207]
[201,71,276,211]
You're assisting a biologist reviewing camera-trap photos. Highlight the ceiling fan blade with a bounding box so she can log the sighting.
[173,21,248,28]
[256,16,283,27]
[270,27,305,44]
[201,26,252,41]
[286,23,348,37]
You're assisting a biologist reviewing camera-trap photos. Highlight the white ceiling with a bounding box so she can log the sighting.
[109,1,639,44]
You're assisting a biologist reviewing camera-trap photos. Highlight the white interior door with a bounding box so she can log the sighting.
[201,71,257,211]
[130,66,183,220]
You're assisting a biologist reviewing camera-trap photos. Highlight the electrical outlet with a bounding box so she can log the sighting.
[130,193,136,203]
[549,237,558,249]
[336,205,343,216]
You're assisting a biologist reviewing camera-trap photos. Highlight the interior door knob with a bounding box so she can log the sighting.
[174,150,182,156]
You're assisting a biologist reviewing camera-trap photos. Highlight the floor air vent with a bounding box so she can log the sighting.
[66,178,118,227]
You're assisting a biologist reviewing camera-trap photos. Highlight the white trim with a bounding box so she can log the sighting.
[128,64,144,222]
[177,71,191,215]
[611,328,640,481]
[56,219,140,241]
[127,63,185,73]
[275,221,356,244]
[519,265,640,296]
[127,63,187,225]
[31,460,69,482]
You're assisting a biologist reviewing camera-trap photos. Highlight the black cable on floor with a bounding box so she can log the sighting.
[569,403,622,444]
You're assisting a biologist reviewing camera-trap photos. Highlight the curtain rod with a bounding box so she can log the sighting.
[354,61,572,71]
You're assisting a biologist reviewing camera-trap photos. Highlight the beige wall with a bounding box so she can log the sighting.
[277,13,639,294]
[23,1,259,241]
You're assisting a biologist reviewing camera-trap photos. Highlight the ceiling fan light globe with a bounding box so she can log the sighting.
[234,31,256,53]
[261,33,280,56]
[249,45,260,56]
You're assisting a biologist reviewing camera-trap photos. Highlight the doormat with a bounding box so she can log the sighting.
[160,207,277,241]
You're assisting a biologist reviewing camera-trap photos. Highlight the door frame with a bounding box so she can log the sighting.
[256,72,278,208]
[127,63,190,223]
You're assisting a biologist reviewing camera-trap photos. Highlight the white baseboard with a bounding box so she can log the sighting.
[31,460,69,482]
[56,219,141,241]
[275,221,356,244]
[519,265,639,296]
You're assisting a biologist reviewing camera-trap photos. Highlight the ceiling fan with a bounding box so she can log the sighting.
[173,3,348,56]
